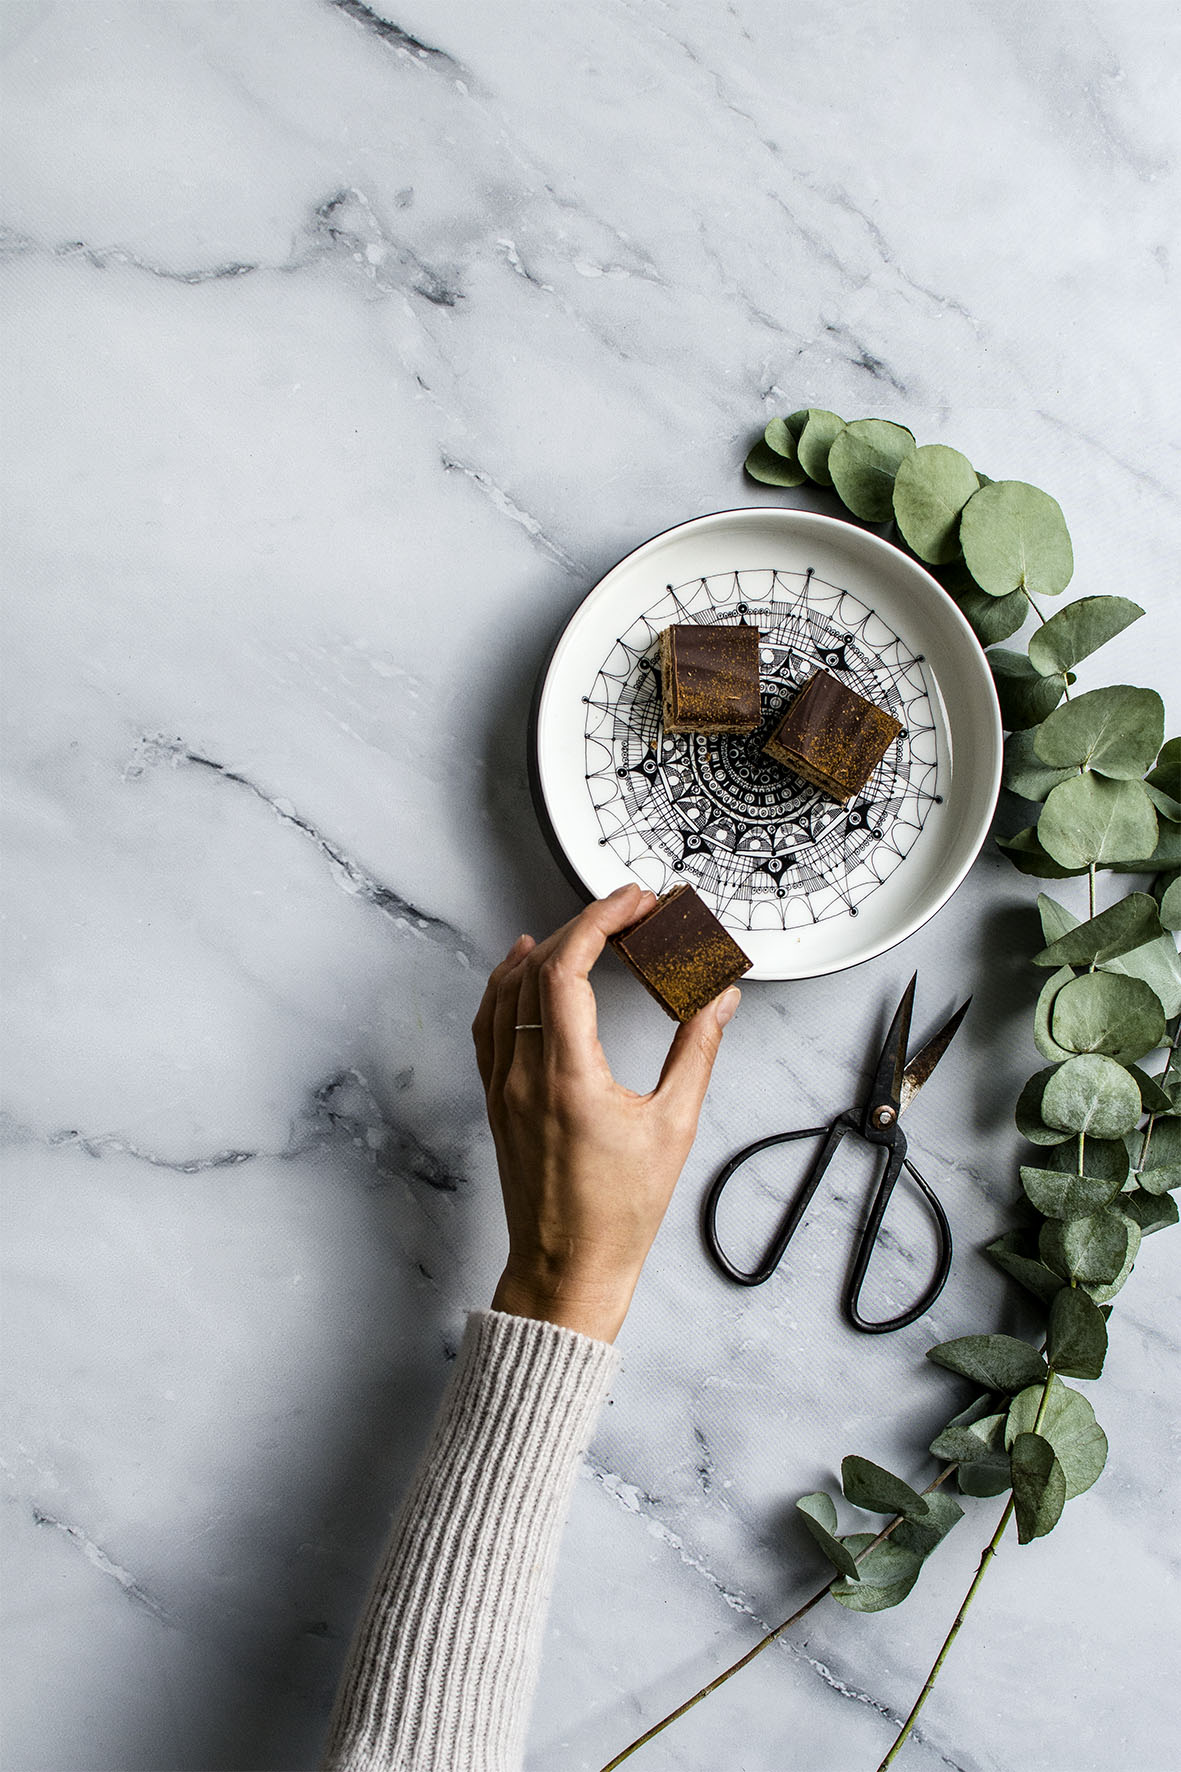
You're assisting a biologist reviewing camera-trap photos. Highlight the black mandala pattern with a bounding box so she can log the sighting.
[583,567,940,931]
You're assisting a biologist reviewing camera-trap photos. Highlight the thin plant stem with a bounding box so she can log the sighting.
[874,1370,1055,1771]
[874,1495,1015,1772]
[599,1468,955,1770]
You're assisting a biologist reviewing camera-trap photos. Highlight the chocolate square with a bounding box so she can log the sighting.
[660,623,761,734]
[763,669,902,803]
[609,884,752,1022]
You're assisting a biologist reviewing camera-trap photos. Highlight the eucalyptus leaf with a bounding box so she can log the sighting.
[996,827,1087,879]
[1105,822,1181,871]
[1081,1215,1141,1303]
[958,1460,1014,1497]
[828,419,916,522]
[1004,729,1074,804]
[841,1455,929,1520]
[1145,782,1181,823]
[796,1492,861,1580]
[1032,893,1164,968]
[1103,933,1181,1018]
[1041,1210,1130,1284]
[892,445,979,563]
[891,1490,964,1559]
[1158,877,1181,931]
[990,651,1068,731]
[1026,596,1143,676]
[829,1535,922,1612]
[765,412,808,457]
[1035,686,1166,780]
[1127,1063,1174,1115]
[1138,1118,1181,1194]
[1033,968,1076,1065]
[926,1334,1047,1392]
[1146,737,1180,795]
[1038,775,1158,871]
[1037,895,1080,946]
[959,480,1074,598]
[1015,1065,1072,1142]
[1120,1188,1179,1234]
[1005,1375,1108,1498]
[1039,1133,1130,1188]
[929,1410,1010,1468]
[1041,1053,1143,1138]
[1020,1162,1123,1220]
[1050,971,1166,1065]
[745,439,807,486]
[1047,1286,1108,1380]
[949,581,1029,646]
[1011,1432,1067,1543]
[796,409,845,486]
[985,1231,1067,1303]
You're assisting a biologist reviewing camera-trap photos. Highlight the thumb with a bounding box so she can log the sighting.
[655,986,741,1116]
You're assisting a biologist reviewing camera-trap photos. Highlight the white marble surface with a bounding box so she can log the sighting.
[2,3,1180,1769]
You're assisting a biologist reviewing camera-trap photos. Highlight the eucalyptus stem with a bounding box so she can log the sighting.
[600,1468,956,1770]
[874,1370,1055,1771]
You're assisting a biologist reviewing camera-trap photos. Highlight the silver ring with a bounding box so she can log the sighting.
[514,1023,544,1031]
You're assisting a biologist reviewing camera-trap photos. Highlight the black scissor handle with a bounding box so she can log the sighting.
[703,1118,852,1287]
[704,1121,953,1333]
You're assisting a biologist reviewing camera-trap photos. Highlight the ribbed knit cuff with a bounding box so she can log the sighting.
[322,1310,621,1772]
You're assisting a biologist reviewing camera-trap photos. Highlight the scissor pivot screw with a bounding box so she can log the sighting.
[872,1106,896,1128]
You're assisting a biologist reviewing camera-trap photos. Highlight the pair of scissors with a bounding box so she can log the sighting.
[703,976,970,1334]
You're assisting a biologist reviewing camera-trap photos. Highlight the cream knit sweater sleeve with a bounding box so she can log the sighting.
[321,1308,621,1772]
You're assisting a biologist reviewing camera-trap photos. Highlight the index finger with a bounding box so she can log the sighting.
[538,884,657,1068]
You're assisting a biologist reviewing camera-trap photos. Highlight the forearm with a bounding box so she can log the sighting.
[321,1309,620,1772]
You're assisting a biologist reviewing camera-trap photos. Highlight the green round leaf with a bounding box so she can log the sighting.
[960,480,1074,598]
[929,1409,1009,1468]
[1033,968,1076,1065]
[1127,1062,1175,1115]
[828,419,916,522]
[996,827,1087,879]
[1047,1286,1108,1380]
[1015,1065,1072,1143]
[1146,736,1180,795]
[1038,775,1159,870]
[891,1490,964,1559]
[989,651,1068,731]
[765,412,808,457]
[829,1535,922,1612]
[745,438,806,486]
[1011,1432,1067,1543]
[1103,933,1181,1019]
[951,582,1030,646]
[795,409,845,486]
[1005,1375,1107,1498]
[1160,877,1181,930]
[1050,971,1167,1065]
[1040,1209,1130,1284]
[926,1334,1047,1392]
[1040,1054,1143,1138]
[1026,596,1144,676]
[1138,1118,1181,1194]
[1037,894,1080,945]
[892,444,980,563]
[1145,781,1181,823]
[1121,1188,1179,1234]
[1035,685,1165,779]
[841,1455,928,1520]
[985,1231,1067,1304]
[1004,729,1074,804]
[1032,893,1164,967]
[796,1492,860,1580]
[1081,1211,1141,1303]
[1037,1133,1130,1189]
[958,1460,1014,1497]
[1020,1162,1124,1220]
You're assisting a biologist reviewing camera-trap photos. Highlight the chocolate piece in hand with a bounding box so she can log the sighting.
[660,623,761,734]
[763,669,902,803]
[609,884,752,1022]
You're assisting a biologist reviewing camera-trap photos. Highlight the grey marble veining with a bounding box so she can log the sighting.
[3,3,1180,1769]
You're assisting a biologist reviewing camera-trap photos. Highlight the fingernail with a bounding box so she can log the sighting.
[607,882,640,899]
[715,987,741,1028]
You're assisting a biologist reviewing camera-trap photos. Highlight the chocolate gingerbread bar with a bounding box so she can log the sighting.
[610,884,752,1022]
[763,669,902,803]
[659,623,761,734]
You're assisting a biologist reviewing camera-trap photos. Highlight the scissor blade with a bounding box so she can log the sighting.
[899,998,972,1115]
[869,974,917,1116]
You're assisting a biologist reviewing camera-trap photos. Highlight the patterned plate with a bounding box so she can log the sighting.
[529,509,1002,979]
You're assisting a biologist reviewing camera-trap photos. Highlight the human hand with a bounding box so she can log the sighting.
[471,884,741,1343]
